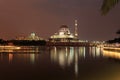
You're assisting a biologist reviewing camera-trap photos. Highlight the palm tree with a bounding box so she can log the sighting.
[116,30,120,34]
[101,0,120,43]
[101,0,119,15]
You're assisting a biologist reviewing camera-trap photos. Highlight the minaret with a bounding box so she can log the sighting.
[74,20,78,39]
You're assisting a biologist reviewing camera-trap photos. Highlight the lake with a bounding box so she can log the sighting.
[0,46,120,80]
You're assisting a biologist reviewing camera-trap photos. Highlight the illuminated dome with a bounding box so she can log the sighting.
[31,32,35,37]
[49,25,75,42]
[59,25,70,35]
[27,32,42,40]
[60,25,68,28]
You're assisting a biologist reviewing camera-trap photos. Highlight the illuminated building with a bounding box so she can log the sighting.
[16,32,43,40]
[49,25,76,42]
[26,33,41,40]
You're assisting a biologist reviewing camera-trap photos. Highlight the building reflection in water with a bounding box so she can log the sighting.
[0,52,38,64]
[0,46,47,64]
[9,53,13,63]
[0,46,103,76]
[50,46,102,76]
[79,47,85,58]
[50,47,75,68]
[74,47,78,76]
[30,54,34,63]
[89,47,102,57]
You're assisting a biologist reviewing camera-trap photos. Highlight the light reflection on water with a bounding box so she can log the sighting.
[0,46,120,80]
[103,49,120,59]
[50,46,103,76]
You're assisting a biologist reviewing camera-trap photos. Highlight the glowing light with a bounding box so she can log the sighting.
[58,52,66,67]
[103,50,120,59]
[59,32,64,35]
[75,48,78,76]
[0,46,21,52]
[79,47,86,58]
[9,53,13,63]
[30,54,35,64]
[75,20,78,26]
[104,47,120,50]
[49,25,76,42]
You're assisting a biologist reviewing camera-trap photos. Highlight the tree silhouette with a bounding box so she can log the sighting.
[116,30,120,38]
[116,30,120,34]
[101,0,119,15]
[101,0,120,43]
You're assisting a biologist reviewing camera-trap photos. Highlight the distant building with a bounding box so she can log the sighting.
[16,32,43,40]
[26,33,41,40]
[49,25,76,42]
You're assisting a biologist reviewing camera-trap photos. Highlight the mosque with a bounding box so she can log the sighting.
[49,20,78,42]
[16,20,79,42]
[16,32,43,40]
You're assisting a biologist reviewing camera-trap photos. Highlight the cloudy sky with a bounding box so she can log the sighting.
[0,0,120,41]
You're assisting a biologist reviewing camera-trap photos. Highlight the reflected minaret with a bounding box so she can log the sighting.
[74,20,78,39]
[74,47,78,77]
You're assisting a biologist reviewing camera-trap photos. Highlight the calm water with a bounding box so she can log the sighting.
[0,46,120,80]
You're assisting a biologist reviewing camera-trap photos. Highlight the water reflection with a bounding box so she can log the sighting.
[89,47,102,57]
[30,54,35,64]
[0,46,103,65]
[50,46,103,76]
[78,47,85,58]
[103,49,120,59]
[0,46,120,80]
[50,47,74,68]
[74,47,78,76]
[0,53,42,64]
[9,53,13,63]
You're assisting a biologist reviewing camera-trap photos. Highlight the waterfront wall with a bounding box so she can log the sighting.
[46,42,91,46]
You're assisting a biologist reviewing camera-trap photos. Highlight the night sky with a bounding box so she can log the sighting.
[0,0,120,41]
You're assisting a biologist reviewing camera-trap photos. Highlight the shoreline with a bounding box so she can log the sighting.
[103,47,120,52]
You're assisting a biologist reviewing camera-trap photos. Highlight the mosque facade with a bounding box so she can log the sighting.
[16,32,43,40]
[49,24,78,42]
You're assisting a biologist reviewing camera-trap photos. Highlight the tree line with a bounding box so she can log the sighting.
[0,39,46,46]
[107,30,120,43]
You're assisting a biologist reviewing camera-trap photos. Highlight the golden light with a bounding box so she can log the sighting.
[103,50,120,59]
